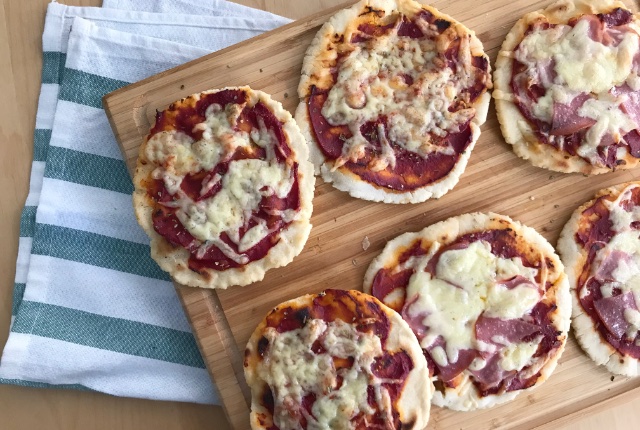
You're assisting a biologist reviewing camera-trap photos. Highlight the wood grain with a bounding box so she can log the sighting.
[1,0,639,429]
[103,0,640,429]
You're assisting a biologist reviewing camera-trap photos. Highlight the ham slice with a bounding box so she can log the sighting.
[550,93,596,135]
[621,91,640,129]
[498,275,537,290]
[581,14,605,44]
[475,315,541,345]
[425,337,476,383]
[594,250,631,282]
[624,130,640,157]
[599,8,633,28]
[535,59,556,89]
[401,296,429,341]
[593,292,638,339]
[469,353,509,388]
[612,84,640,130]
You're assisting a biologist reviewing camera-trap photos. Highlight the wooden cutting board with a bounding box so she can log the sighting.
[103,0,640,429]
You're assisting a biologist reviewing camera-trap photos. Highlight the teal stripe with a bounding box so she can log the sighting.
[12,283,26,316]
[58,69,128,109]
[20,206,37,238]
[44,146,133,195]
[41,52,66,85]
[33,129,51,162]
[31,224,169,281]
[0,378,90,392]
[11,301,204,368]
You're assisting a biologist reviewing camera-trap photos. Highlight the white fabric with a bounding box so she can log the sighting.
[103,0,286,21]
[2,333,213,403]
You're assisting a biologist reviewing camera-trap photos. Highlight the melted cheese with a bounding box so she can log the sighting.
[177,159,293,246]
[500,338,541,372]
[517,19,638,94]
[147,101,295,262]
[258,319,392,430]
[322,25,479,169]
[405,241,541,364]
[514,17,640,162]
[578,98,636,159]
[146,103,252,175]
[593,186,640,330]
[145,131,202,176]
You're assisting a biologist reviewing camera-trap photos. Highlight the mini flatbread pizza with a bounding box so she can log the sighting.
[244,289,432,429]
[133,87,314,289]
[364,213,571,410]
[494,0,640,174]
[558,182,640,376]
[295,0,491,203]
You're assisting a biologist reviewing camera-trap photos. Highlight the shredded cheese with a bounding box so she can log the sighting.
[146,101,295,262]
[404,240,541,368]
[322,22,481,169]
[258,319,393,430]
[514,17,640,162]
[592,185,640,331]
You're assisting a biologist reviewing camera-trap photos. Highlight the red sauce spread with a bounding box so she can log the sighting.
[510,11,639,168]
[145,89,300,273]
[260,290,414,430]
[370,229,562,397]
[308,11,489,192]
[576,187,640,358]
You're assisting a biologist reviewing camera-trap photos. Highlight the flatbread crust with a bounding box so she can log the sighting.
[133,87,314,289]
[363,212,571,410]
[558,182,640,376]
[244,289,432,430]
[296,0,491,204]
[494,0,640,174]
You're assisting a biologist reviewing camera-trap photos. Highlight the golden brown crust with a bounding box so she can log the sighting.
[132,87,314,289]
[296,0,492,204]
[557,181,640,376]
[244,289,432,429]
[363,212,571,410]
[493,0,640,174]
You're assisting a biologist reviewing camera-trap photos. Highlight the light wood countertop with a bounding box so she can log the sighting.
[0,0,638,428]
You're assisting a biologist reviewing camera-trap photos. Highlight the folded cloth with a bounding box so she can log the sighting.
[8,2,290,325]
[1,0,289,403]
[103,0,287,21]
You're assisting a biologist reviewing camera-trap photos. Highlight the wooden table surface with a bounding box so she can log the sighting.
[1,0,639,428]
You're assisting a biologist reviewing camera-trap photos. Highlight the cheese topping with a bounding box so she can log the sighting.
[591,186,640,329]
[500,338,542,372]
[518,19,637,95]
[514,17,640,162]
[259,319,395,430]
[404,241,541,366]
[146,103,251,175]
[322,20,481,170]
[147,101,295,262]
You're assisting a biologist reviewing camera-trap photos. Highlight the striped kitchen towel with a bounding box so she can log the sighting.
[1,0,289,403]
[102,0,287,21]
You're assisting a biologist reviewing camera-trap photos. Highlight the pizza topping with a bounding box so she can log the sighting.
[144,90,302,272]
[403,240,541,367]
[307,8,489,191]
[599,7,633,28]
[510,12,640,167]
[322,39,470,169]
[258,319,382,429]
[268,289,392,344]
[370,224,564,398]
[475,316,541,347]
[256,300,416,429]
[577,184,640,356]
[593,292,638,339]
